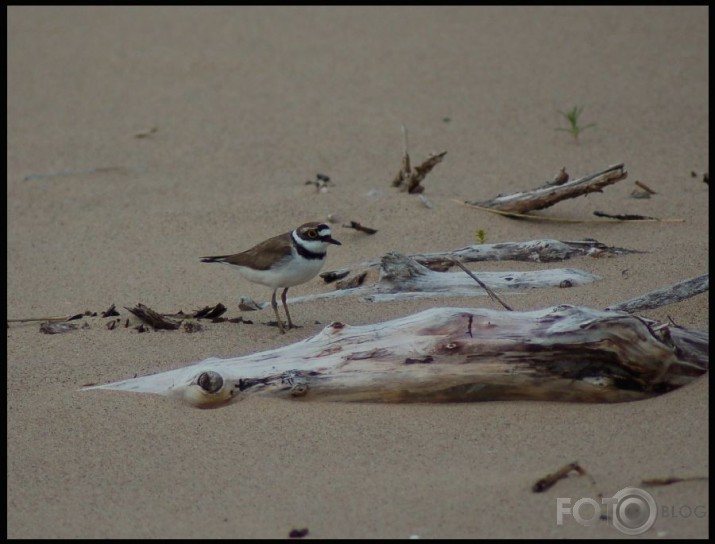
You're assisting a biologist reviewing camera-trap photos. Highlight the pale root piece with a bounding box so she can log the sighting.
[83,305,707,407]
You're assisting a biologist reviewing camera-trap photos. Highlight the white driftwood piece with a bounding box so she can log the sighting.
[605,273,709,313]
[364,239,640,268]
[84,305,708,408]
[244,252,600,309]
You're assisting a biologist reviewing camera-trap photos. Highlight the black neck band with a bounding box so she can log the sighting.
[292,233,326,260]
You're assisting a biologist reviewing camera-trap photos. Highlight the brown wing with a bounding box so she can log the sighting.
[200,231,293,271]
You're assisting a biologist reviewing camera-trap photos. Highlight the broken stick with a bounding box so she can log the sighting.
[465,163,627,215]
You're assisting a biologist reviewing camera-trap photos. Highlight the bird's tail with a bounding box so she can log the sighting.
[200,255,228,263]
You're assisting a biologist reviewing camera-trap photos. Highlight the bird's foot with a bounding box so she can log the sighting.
[266,320,301,333]
[267,320,287,333]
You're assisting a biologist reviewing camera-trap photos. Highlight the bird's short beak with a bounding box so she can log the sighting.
[326,236,341,245]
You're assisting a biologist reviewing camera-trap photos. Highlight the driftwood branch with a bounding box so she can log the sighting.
[299,239,635,306]
[84,305,708,407]
[322,239,640,279]
[466,163,628,214]
[242,252,601,310]
[395,238,639,271]
[605,273,709,313]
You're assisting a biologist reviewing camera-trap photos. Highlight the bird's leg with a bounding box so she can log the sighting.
[271,289,286,333]
[281,287,295,329]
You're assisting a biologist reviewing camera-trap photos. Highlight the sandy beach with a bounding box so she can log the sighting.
[7,6,708,538]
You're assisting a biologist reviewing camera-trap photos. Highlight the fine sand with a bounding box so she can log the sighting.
[7,6,708,538]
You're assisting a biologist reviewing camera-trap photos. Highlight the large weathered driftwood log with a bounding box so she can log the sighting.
[84,305,708,408]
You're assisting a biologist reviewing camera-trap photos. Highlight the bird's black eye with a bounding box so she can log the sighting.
[308,230,318,238]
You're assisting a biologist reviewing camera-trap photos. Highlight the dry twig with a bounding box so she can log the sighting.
[391,125,446,194]
[343,221,378,235]
[533,462,593,493]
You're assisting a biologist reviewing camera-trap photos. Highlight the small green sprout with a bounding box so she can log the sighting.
[475,229,487,244]
[555,105,596,142]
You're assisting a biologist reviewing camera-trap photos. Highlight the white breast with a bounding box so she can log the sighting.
[229,252,326,289]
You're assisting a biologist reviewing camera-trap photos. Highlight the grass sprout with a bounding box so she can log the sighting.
[555,105,596,142]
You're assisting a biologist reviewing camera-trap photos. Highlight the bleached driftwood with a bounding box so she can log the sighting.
[465,163,627,214]
[364,252,599,299]
[325,238,640,275]
[242,240,634,310]
[241,252,600,309]
[83,305,708,407]
[414,238,639,265]
[605,273,709,313]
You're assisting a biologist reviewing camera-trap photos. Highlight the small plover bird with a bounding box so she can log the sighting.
[201,222,341,333]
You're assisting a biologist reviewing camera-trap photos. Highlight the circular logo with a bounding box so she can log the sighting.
[610,487,657,535]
